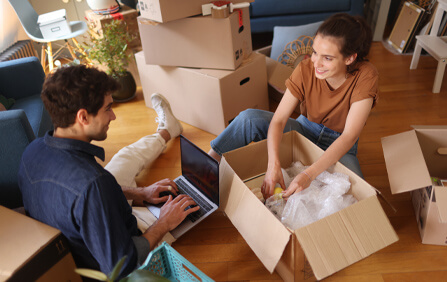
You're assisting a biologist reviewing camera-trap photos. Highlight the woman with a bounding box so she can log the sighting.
[208,13,378,199]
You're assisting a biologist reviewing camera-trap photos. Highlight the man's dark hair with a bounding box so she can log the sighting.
[41,65,120,128]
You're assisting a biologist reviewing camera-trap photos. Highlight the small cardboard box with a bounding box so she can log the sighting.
[0,206,81,282]
[85,5,141,49]
[382,125,447,245]
[138,0,253,23]
[37,9,71,39]
[219,131,398,281]
[255,45,299,115]
[135,51,269,136]
[138,7,252,70]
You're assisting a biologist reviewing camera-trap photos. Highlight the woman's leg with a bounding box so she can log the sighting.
[210,109,304,158]
[339,153,364,178]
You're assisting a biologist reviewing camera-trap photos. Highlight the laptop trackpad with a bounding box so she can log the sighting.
[147,203,163,218]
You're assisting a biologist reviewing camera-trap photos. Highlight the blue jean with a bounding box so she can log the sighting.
[210,109,363,178]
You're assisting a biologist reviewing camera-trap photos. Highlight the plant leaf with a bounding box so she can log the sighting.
[109,256,127,281]
[75,268,108,281]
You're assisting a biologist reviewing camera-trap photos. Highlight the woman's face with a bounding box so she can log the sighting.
[311,34,355,84]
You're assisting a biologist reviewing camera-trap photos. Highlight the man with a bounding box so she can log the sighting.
[18,65,199,278]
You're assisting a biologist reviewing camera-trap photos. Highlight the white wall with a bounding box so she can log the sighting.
[0,0,27,53]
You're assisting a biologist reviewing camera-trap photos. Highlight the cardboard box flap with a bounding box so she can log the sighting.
[0,207,60,276]
[435,186,447,222]
[381,130,431,194]
[220,158,291,273]
[295,196,399,280]
[264,56,293,93]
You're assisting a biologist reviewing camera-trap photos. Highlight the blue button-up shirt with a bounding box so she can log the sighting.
[18,131,149,277]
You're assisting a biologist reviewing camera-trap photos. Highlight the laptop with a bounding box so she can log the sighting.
[147,135,219,239]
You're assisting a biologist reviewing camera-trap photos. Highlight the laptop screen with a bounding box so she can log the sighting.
[180,135,219,205]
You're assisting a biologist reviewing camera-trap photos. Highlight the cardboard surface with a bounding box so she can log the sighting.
[255,46,299,115]
[382,126,447,245]
[85,5,141,49]
[0,206,81,282]
[138,7,252,70]
[221,131,398,280]
[136,51,269,135]
[138,0,253,23]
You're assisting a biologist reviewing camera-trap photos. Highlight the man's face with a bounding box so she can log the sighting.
[86,95,116,141]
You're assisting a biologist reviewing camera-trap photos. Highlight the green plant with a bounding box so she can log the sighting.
[84,20,135,79]
[75,256,170,282]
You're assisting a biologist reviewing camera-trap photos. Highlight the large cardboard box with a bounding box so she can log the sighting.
[138,7,252,70]
[85,5,141,49]
[135,51,269,136]
[382,125,447,245]
[138,0,253,23]
[219,131,398,281]
[0,206,81,282]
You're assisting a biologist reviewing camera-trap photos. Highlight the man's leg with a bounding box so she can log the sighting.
[105,93,182,241]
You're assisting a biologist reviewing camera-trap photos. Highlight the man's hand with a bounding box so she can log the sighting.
[158,195,200,231]
[142,194,200,250]
[129,178,179,206]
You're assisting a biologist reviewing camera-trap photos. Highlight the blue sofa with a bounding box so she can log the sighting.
[249,0,365,33]
[0,57,53,209]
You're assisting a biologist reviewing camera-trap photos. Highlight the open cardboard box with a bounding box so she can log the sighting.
[138,6,252,70]
[255,46,299,115]
[0,206,81,282]
[219,131,398,281]
[138,0,253,23]
[382,125,447,245]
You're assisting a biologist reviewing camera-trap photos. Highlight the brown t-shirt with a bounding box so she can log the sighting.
[285,58,379,133]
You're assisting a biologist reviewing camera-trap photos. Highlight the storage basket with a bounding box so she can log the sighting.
[140,242,214,282]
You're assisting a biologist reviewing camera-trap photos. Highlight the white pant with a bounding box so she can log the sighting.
[105,133,175,244]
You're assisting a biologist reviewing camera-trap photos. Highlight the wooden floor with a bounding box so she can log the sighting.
[94,42,447,281]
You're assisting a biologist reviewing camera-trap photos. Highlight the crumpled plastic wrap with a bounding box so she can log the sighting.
[264,162,357,229]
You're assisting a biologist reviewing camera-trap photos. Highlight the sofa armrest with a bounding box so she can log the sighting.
[0,110,36,209]
[0,57,45,101]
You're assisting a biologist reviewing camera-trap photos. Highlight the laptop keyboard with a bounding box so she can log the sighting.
[175,178,213,222]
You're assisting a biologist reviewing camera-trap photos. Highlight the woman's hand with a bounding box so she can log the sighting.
[262,163,286,199]
[282,171,312,199]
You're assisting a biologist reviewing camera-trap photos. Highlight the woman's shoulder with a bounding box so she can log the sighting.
[357,61,378,77]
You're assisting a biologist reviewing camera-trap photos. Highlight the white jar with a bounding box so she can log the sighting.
[86,0,120,15]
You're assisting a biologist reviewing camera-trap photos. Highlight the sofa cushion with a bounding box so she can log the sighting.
[250,0,352,17]
[271,21,322,61]
[11,94,53,137]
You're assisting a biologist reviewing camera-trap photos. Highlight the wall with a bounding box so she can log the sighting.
[0,0,27,53]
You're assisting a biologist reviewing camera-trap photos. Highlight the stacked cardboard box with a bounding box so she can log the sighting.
[85,4,141,49]
[135,0,268,135]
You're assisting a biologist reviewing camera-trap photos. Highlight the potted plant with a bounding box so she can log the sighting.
[84,19,136,102]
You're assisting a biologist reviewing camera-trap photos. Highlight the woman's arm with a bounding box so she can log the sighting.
[283,97,374,197]
[262,89,300,197]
